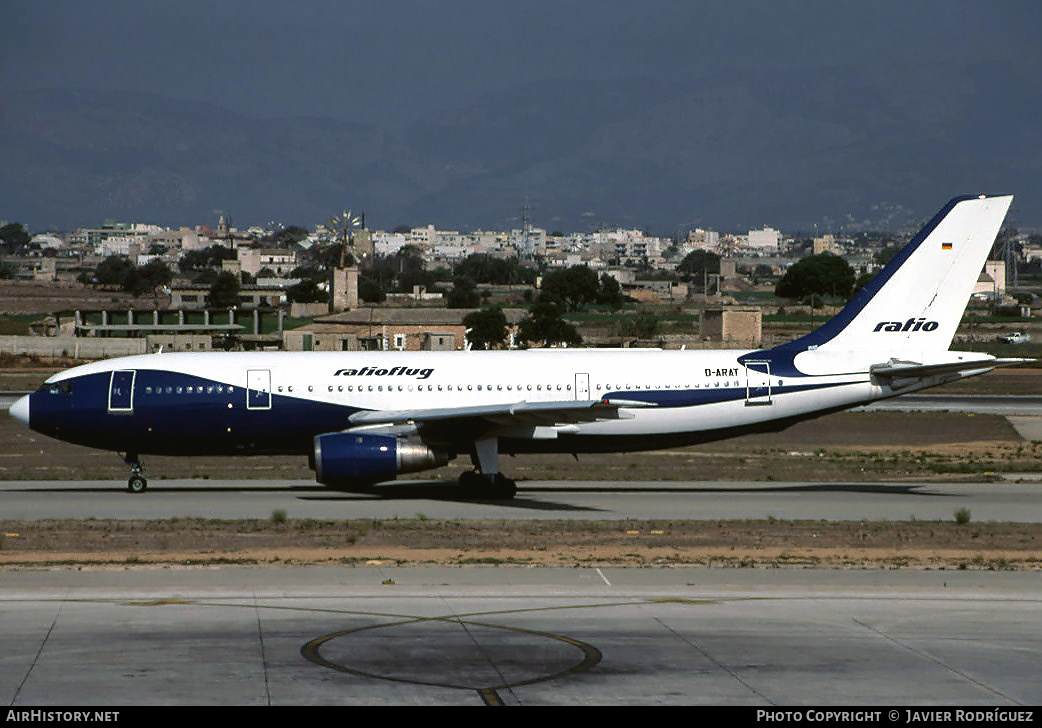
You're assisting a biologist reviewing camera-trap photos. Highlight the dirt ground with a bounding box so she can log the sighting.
[1,518,1039,571]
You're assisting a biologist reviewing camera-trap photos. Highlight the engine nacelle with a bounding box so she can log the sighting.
[313,432,449,485]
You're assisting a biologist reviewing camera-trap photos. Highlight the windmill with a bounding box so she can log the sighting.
[327,210,362,268]
[326,210,363,313]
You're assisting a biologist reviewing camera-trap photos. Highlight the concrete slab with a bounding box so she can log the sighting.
[1,567,1039,706]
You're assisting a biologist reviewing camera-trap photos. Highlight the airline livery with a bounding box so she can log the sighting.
[8,195,1025,498]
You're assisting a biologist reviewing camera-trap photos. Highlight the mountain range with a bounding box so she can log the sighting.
[2,61,1038,235]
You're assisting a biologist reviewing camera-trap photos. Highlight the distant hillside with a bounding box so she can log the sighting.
[2,60,1038,233]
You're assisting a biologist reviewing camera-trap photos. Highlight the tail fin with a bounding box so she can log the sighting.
[809,194,1012,352]
[741,194,1013,374]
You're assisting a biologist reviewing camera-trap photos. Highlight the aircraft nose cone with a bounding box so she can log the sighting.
[9,394,30,427]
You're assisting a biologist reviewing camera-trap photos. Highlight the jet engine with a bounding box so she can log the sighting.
[312,432,449,486]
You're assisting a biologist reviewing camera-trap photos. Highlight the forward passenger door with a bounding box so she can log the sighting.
[246,369,272,410]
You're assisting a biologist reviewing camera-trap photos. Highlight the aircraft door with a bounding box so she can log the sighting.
[575,372,590,400]
[246,369,272,410]
[744,360,772,406]
[108,370,136,413]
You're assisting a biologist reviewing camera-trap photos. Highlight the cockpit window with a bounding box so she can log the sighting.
[38,382,75,394]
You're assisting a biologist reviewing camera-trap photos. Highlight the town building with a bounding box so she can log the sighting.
[283,308,526,352]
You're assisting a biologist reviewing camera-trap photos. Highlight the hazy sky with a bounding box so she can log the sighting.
[3,1,1041,232]
[4,0,1040,127]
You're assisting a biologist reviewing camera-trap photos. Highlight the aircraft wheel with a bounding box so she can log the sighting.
[459,471,517,499]
[492,473,517,499]
[127,475,148,494]
[458,470,483,498]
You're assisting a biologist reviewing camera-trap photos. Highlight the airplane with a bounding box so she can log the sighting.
[8,194,1026,498]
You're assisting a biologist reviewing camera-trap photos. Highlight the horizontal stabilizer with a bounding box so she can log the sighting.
[870,357,1033,381]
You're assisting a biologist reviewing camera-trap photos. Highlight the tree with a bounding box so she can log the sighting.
[363,245,433,294]
[208,270,241,308]
[122,260,172,304]
[94,256,135,288]
[179,244,236,273]
[463,306,508,349]
[676,250,721,290]
[517,300,582,348]
[270,225,310,247]
[539,265,600,312]
[287,278,325,304]
[358,275,385,303]
[446,275,481,308]
[454,254,536,285]
[595,273,626,310]
[0,223,30,250]
[775,253,856,302]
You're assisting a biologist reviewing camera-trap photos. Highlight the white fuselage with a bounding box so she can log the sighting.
[28,347,892,454]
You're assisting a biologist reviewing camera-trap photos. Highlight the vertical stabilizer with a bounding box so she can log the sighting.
[740,195,1013,375]
[797,195,1009,350]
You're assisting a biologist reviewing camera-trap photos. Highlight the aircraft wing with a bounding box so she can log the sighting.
[870,357,1033,381]
[347,398,649,429]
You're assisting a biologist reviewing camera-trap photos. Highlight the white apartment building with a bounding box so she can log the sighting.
[686,228,720,251]
[372,231,408,256]
[509,227,546,257]
[30,233,64,250]
[746,226,781,254]
[588,228,664,263]
[237,248,299,276]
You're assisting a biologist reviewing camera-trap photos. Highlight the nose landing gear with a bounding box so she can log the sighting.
[123,453,148,493]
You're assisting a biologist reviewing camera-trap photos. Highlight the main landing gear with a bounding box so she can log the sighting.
[458,436,517,499]
[458,471,517,499]
[123,453,147,493]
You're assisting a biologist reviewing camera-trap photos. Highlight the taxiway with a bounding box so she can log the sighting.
[2,478,1042,522]
[2,566,1039,706]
